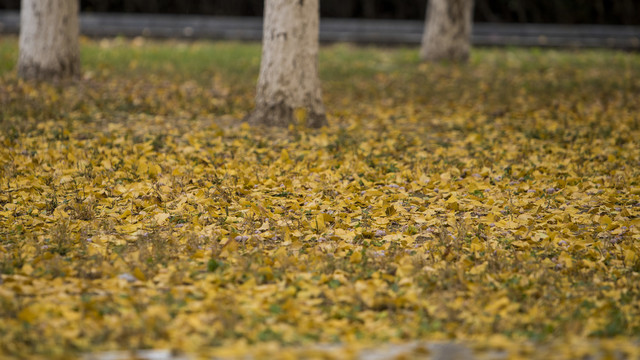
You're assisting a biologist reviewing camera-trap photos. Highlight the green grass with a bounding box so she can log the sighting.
[3,35,638,141]
[2,36,638,111]
[81,38,262,85]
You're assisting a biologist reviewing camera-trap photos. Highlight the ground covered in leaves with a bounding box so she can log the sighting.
[1,37,640,359]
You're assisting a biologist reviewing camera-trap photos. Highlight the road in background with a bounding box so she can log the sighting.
[1,11,639,49]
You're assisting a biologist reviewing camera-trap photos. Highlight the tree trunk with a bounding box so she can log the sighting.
[18,0,80,81]
[247,0,327,128]
[420,0,474,62]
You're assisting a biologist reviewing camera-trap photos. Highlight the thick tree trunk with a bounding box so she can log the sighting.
[420,0,474,62]
[18,0,80,81]
[247,0,327,128]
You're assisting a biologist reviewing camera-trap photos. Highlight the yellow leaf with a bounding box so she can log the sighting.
[258,266,274,281]
[511,240,529,249]
[101,159,112,170]
[21,264,34,275]
[172,167,184,176]
[315,213,326,232]
[469,261,488,275]
[280,149,290,162]
[485,296,510,314]
[17,304,41,323]
[133,267,146,281]
[349,251,362,264]
[137,158,149,176]
[414,216,427,224]
[485,334,513,350]
[149,163,161,177]
[445,196,459,211]
[625,249,637,264]
[274,247,288,263]
[59,175,74,184]
[258,221,270,231]
[119,223,141,233]
[470,238,485,252]
[559,251,574,269]
[154,212,171,225]
[385,205,397,217]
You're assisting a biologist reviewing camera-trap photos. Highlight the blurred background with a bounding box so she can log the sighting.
[0,0,639,25]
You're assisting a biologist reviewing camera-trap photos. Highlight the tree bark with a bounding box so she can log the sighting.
[247,0,327,128]
[420,0,474,62]
[18,0,80,81]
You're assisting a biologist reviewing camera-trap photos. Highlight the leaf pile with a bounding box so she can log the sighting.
[1,38,640,359]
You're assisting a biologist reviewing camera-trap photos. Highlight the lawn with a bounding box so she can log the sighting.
[0,36,639,359]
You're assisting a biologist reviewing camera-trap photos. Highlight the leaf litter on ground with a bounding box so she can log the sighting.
[0,37,639,359]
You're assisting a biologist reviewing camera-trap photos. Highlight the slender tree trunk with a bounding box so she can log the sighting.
[247,0,327,128]
[18,0,80,81]
[420,0,474,62]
